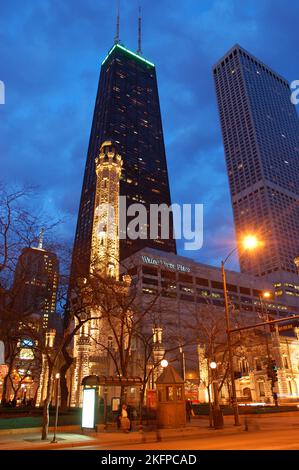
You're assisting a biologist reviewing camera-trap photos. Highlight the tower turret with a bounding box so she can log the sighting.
[91,140,123,279]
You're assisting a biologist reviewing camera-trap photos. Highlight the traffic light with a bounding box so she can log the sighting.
[266,363,273,380]
[267,359,278,382]
[271,360,278,382]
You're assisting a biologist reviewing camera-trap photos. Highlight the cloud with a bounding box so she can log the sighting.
[1,0,297,268]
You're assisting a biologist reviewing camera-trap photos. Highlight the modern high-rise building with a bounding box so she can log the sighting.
[213,45,299,301]
[12,238,59,329]
[70,40,176,280]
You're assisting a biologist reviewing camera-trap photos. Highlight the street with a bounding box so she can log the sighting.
[0,413,298,450]
[54,414,299,450]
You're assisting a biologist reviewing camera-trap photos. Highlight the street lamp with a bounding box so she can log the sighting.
[259,291,278,405]
[161,359,168,368]
[221,234,262,426]
[242,235,261,250]
[209,361,223,429]
[51,373,60,443]
[262,291,271,300]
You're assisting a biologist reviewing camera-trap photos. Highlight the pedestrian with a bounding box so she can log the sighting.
[126,405,134,431]
[185,399,192,422]
[116,409,121,429]
[273,392,278,407]
[120,404,130,433]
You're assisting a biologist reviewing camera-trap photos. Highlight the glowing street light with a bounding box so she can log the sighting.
[209,362,217,370]
[262,291,271,299]
[242,234,261,251]
[161,359,168,368]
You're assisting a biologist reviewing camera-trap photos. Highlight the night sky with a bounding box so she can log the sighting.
[1,0,298,271]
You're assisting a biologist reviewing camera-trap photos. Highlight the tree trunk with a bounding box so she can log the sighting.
[1,361,14,407]
[1,372,9,406]
[41,363,53,440]
[207,386,213,428]
[60,347,73,411]
[120,385,127,404]
[41,396,51,440]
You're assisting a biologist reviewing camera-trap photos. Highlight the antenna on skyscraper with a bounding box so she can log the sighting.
[114,1,120,44]
[137,6,142,55]
[38,228,44,250]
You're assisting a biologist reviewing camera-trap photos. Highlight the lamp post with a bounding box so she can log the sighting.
[221,234,261,426]
[259,291,271,361]
[179,345,186,382]
[51,373,60,443]
[209,362,219,405]
[209,361,223,429]
[260,291,278,405]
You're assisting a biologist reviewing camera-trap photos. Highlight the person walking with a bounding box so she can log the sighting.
[120,404,130,433]
[186,399,192,422]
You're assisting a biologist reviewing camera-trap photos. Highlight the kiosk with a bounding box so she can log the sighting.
[156,365,186,428]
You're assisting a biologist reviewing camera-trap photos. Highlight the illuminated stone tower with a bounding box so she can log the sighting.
[72,141,123,406]
[91,140,123,279]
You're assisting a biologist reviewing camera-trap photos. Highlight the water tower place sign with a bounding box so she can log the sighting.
[141,255,191,273]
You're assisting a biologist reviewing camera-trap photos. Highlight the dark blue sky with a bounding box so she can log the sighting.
[1,0,298,270]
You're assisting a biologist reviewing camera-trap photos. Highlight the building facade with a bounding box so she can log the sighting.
[12,241,59,329]
[125,247,296,321]
[197,325,299,405]
[121,247,299,404]
[213,45,299,304]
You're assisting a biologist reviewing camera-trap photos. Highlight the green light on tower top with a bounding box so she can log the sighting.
[101,43,155,68]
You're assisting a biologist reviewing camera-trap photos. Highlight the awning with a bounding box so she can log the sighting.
[81,375,143,387]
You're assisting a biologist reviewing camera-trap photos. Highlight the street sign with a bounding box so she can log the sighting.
[0,341,4,364]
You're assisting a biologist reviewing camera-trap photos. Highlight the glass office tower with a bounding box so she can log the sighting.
[213,45,299,285]
[71,43,176,278]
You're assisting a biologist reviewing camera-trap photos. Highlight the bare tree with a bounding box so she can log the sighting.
[0,184,64,407]
[182,299,261,405]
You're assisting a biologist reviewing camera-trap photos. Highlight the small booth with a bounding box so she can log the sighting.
[81,375,143,431]
[156,365,186,428]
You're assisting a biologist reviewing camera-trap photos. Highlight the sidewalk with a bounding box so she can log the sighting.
[0,417,253,450]
[0,413,298,450]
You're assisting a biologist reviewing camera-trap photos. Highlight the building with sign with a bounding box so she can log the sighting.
[120,248,299,404]
[124,247,296,320]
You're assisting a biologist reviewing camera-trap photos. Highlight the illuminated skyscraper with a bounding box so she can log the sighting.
[13,235,59,329]
[70,40,176,281]
[213,45,299,289]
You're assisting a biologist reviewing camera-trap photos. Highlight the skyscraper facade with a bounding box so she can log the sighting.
[71,42,176,280]
[213,45,299,285]
[13,244,59,329]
